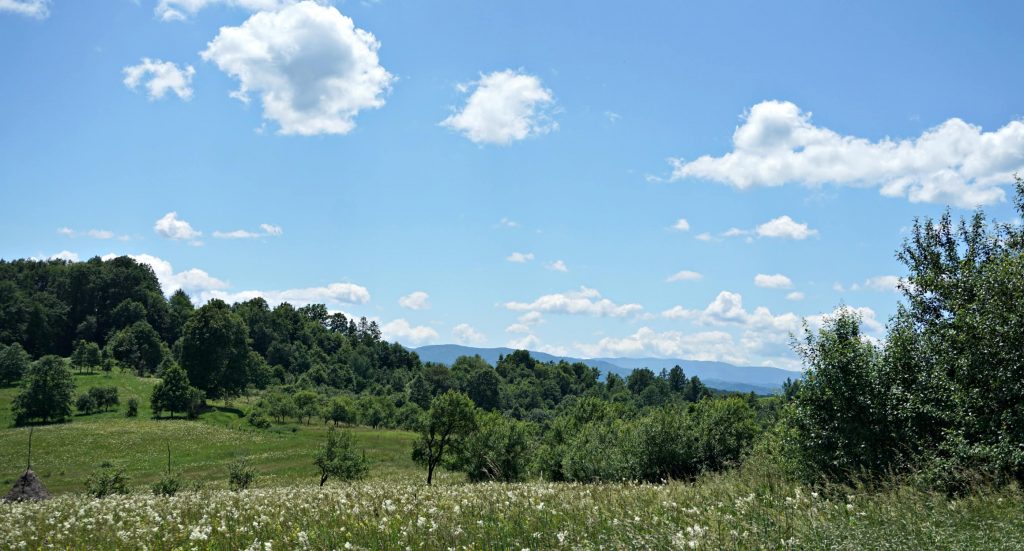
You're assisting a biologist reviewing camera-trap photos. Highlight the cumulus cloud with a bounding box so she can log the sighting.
[505,287,642,318]
[34,250,80,262]
[204,282,370,307]
[671,218,690,231]
[441,69,556,145]
[123,59,195,101]
[398,291,430,310]
[201,1,394,135]
[577,328,747,365]
[381,318,438,346]
[154,212,202,242]
[156,0,292,21]
[452,323,486,345]
[212,223,283,239]
[0,0,49,18]
[786,291,805,301]
[670,100,1023,207]
[547,260,569,272]
[754,273,793,288]
[695,232,714,242]
[506,252,534,263]
[756,216,818,240]
[864,275,902,292]
[101,253,227,297]
[666,270,702,283]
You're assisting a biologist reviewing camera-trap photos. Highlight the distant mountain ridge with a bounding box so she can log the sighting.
[413,344,800,395]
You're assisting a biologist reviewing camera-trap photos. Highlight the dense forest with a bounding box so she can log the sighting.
[2,178,1023,491]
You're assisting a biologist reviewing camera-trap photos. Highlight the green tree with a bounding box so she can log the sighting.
[465,367,501,411]
[178,299,251,400]
[413,390,478,485]
[292,390,320,424]
[150,361,194,418]
[105,321,165,375]
[314,429,369,486]
[70,340,102,373]
[326,396,353,426]
[12,355,75,424]
[166,289,195,345]
[453,412,535,482]
[0,342,30,386]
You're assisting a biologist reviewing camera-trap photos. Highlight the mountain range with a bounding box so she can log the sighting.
[413,344,800,395]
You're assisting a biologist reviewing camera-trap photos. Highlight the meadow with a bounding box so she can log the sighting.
[3,372,1024,550]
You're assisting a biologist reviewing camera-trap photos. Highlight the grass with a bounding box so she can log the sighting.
[1,474,1022,549]
[3,371,1023,549]
[0,370,425,494]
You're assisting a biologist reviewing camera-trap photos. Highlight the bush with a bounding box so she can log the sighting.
[453,412,535,482]
[314,429,369,486]
[151,474,183,497]
[76,393,98,415]
[248,409,272,429]
[86,462,130,498]
[228,458,256,491]
[125,397,139,417]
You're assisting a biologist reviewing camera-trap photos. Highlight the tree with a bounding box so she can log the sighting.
[105,321,165,375]
[326,396,353,426]
[150,361,194,418]
[465,367,501,411]
[453,412,535,482]
[178,299,251,400]
[12,355,75,424]
[0,342,30,386]
[413,391,478,485]
[292,390,320,424]
[70,340,102,373]
[76,392,98,415]
[314,429,369,486]
[166,289,194,345]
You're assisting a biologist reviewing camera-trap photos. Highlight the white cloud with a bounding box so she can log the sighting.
[864,275,902,292]
[755,216,818,240]
[398,291,430,310]
[212,223,283,239]
[101,253,227,296]
[381,318,438,346]
[204,282,370,307]
[201,1,394,136]
[666,270,702,283]
[452,323,486,345]
[547,260,569,272]
[577,328,748,365]
[786,291,805,301]
[506,252,534,263]
[156,0,292,21]
[671,218,690,231]
[695,232,713,242]
[123,59,195,101]
[57,227,127,240]
[670,99,1022,207]
[441,69,556,145]
[0,0,49,19]
[505,287,642,318]
[504,323,531,334]
[37,250,80,262]
[723,227,750,238]
[754,273,793,288]
[154,212,202,242]
[498,217,519,228]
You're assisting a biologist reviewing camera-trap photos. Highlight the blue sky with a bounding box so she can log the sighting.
[2,0,1023,369]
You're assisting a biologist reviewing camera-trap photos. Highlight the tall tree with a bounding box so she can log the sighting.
[178,299,251,400]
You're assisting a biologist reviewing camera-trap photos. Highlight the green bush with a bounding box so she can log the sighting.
[453,412,535,482]
[248,409,272,429]
[125,397,139,417]
[76,392,98,415]
[86,462,130,498]
[228,458,256,491]
[151,474,183,497]
[314,429,369,486]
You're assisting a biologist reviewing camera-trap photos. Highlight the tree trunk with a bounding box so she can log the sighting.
[427,461,435,485]
[320,474,328,487]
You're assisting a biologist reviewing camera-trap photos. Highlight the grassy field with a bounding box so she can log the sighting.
[3,371,1024,549]
[0,371,426,494]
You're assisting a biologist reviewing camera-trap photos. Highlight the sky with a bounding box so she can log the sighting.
[2,0,1023,370]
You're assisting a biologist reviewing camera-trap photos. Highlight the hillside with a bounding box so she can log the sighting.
[414,344,797,394]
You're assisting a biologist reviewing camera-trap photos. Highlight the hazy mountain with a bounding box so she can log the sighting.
[413,344,799,394]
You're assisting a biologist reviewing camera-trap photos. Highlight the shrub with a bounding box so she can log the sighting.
[314,429,369,486]
[76,393,98,415]
[125,397,139,417]
[86,462,130,498]
[151,474,183,497]
[248,409,272,429]
[228,458,256,491]
[453,412,535,482]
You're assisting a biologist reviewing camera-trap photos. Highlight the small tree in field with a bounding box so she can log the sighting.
[413,391,477,485]
[150,361,194,418]
[314,429,369,486]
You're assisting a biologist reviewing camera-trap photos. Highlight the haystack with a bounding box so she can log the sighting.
[3,470,51,502]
